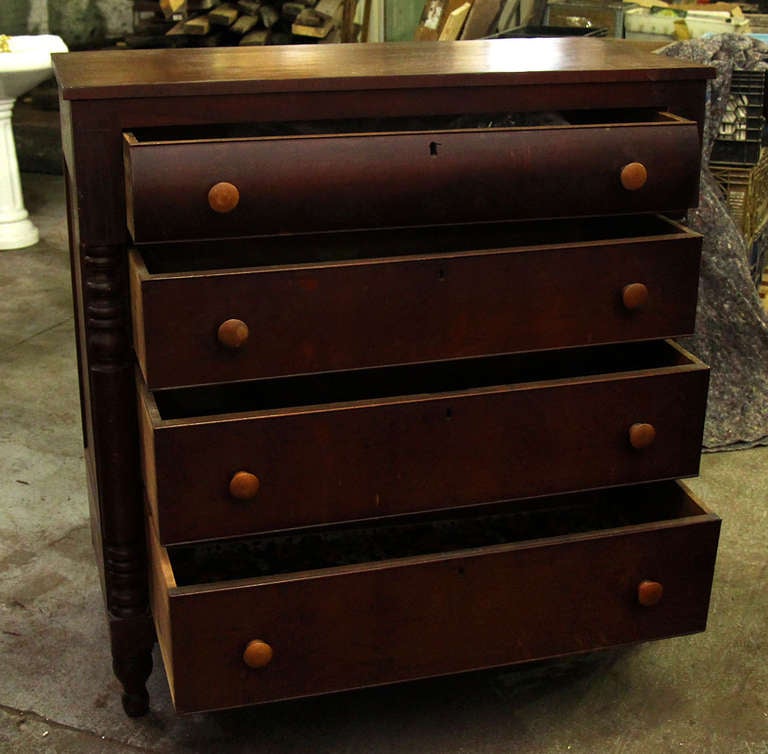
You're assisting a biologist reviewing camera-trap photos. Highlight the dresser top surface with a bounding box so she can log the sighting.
[54,38,713,101]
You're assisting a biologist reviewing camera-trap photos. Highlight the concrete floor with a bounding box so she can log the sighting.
[1,172,767,753]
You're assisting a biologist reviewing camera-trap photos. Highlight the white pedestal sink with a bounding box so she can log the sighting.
[0,34,68,250]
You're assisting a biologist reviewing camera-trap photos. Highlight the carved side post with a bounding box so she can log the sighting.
[83,244,155,715]
[61,97,155,716]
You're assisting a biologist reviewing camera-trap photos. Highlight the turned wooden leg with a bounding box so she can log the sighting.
[66,126,157,713]
[109,614,156,717]
[113,647,153,717]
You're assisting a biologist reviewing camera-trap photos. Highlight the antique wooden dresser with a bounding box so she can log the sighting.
[53,39,720,716]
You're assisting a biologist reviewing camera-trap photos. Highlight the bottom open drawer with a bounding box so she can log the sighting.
[149,480,720,714]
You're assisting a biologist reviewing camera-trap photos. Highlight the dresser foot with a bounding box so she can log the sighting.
[113,647,153,717]
[121,688,150,717]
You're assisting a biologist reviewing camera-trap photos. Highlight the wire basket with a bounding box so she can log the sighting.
[711,70,767,165]
[711,149,768,241]
[750,223,768,291]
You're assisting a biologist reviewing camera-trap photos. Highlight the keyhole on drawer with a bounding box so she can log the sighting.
[429,141,440,157]
[437,268,446,281]
[445,407,453,420]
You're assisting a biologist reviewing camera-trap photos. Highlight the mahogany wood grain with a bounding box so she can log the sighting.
[54,39,714,101]
[152,481,719,713]
[62,102,155,716]
[124,120,701,242]
[86,80,712,141]
[130,220,702,389]
[140,343,708,544]
[53,40,715,715]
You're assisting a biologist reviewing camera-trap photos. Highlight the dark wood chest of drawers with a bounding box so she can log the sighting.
[54,38,719,716]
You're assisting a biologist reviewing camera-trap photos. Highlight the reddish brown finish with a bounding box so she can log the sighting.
[638,580,664,607]
[54,39,714,102]
[243,640,273,669]
[60,104,155,716]
[622,282,650,311]
[207,182,240,214]
[124,120,701,242]
[140,344,709,544]
[229,471,260,501]
[629,422,657,450]
[129,222,702,389]
[216,319,249,350]
[621,162,648,191]
[154,482,719,713]
[53,41,715,715]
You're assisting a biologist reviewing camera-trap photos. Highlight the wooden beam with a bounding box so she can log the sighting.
[210,3,240,25]
[439,1,472,39]
[183,14,212,34]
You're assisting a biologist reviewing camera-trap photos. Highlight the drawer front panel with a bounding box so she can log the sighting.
[141,353,709,544]
[131,229,702,389]
[155,486,720,713]
[125,121,701,242]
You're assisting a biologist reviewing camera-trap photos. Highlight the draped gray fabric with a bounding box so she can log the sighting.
[661,35,768,451]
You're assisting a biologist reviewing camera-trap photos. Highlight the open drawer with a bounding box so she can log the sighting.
[148,480,720,713]
[138,340,709,544]
[129,215,702,389]
[123,110,702,243]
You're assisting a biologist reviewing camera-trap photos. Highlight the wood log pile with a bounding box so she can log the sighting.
[129,0,355,48]
[414,0,504,41]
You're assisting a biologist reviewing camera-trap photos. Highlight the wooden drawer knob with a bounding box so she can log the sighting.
[229,471,260,500]
[217,318,249,349]
[638,580,664,607]
[620,162,648,191]
[622,283,649,311]
[629,422,656,450]
[243,640,273,669]
[208,181,240,213]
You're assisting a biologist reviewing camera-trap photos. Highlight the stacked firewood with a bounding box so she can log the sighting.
[129,0,352,48]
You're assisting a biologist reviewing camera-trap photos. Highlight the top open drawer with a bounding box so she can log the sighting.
[123,111,702,243]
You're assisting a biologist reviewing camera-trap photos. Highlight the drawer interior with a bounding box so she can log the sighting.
[153,478,719,713]
[137,214,694,273]
[127,108,681,144]
[151,339,700,420]
[166,481,710,587]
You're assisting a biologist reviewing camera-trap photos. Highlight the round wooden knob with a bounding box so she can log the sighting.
[217,318,249,349]
[229,471,260,500]
[629,422,656,450]
[243,640,273,669]
[620,162,648,191]
[208,181,240,213]
[622,283,649,311]
[638,580,664,607]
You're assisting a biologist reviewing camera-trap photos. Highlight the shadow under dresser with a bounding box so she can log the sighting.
[53,38,720,716]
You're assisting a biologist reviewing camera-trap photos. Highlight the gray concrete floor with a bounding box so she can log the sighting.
[1,172,766,753]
